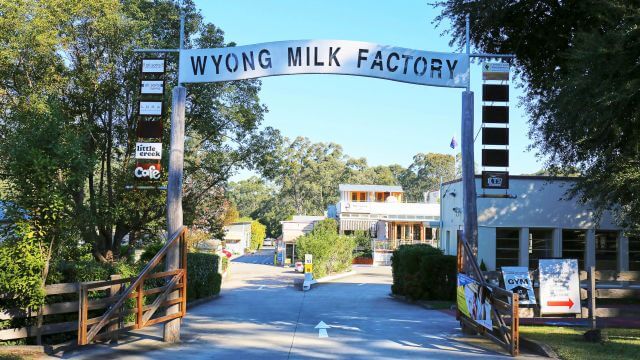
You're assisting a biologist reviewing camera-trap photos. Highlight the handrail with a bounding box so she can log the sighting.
[83,226,186,344]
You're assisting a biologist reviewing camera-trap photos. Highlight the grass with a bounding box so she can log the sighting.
[520,326,640,360]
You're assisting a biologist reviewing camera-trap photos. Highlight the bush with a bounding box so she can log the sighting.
[352,230,372,259]
[187,253,222,301]
[296,219,356,279]
[391,244,456,301]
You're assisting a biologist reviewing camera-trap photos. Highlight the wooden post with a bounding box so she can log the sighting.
[164,85,186,343]
[136,281,144,329]
[77,284,87,345]
[461,90,479,266]
[588,266,597,329]
[108,274,122,344]
[510,292,520,356]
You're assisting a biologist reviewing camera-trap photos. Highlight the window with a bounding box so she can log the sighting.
[529,229,553,269]
[629,236,640,271]
[496,228,519,269]
[562,230,586,269]
[351,192,366,202]
[375,192,389,202]
[595,231,617,270]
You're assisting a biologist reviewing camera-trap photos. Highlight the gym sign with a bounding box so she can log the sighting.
[179,40,469,88]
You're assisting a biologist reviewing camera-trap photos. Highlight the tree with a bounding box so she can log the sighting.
[227,177,273,218]
[249,220,266,250]
[399,153,455,202]
[435,1,640,229]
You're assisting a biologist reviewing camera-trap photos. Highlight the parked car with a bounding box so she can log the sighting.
[295,261,303,272]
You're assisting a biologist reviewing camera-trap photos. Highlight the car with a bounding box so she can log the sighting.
[295,261,303,272]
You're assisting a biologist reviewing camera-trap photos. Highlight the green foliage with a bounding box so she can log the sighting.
[352,231,372,259]
[139,242,164,265]
[295,219,356,279]
[187,253,222,301]
[250,220,266,250]
[391,244,457,301]
[399,153,456,202]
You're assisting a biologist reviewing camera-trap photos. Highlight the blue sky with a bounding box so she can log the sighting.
[193,0,543,179]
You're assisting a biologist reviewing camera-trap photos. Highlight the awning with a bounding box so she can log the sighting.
[340,219,378,232]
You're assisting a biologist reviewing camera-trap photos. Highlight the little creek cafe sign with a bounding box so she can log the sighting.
[179,40,469,88]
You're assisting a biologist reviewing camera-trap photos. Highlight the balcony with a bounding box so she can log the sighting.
[337,201,440,221]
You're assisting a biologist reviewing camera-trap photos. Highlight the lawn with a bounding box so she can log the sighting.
[520,326,640,360]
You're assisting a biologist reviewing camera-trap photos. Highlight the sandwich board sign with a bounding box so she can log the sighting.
[501,267,536,305]
[538,259,581,314]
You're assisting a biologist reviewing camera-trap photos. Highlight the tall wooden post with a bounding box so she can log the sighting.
[461,91,479,261]
[164,86,186,342]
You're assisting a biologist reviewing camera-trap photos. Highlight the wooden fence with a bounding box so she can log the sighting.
[0,227,188,346]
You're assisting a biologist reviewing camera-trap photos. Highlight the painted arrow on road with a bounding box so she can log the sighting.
[315,321,331,338]
[546,298,574,307]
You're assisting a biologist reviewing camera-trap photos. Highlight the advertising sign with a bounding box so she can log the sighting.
[140,80,165,95]
[482,62,510,81]
[539,259,581,314]
[134,162,161,181]
[457,274,492,330]
[304,254,313,273]
[481,171,509,189]
[179,40,469,88]
[501,267,536,305]
[141,58,165,73]
[139,101,163,116]
[135,142,162,160]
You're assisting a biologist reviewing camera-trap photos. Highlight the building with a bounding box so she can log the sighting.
[440,176,640,272]
[278,215,326,264]
[223,221,252,254]
[333,184,440,265]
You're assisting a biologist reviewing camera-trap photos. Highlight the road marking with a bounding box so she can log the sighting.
[357,283,366,286]
[258,285,265,290]
[315,321,331,338]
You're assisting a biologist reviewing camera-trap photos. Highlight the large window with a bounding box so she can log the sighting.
[529,229,553,269]
[562,230,586,269]
[351,192,366,202]
[595,231,618,270]
[630,236,640,271]
[375,192,390,202]
[496,228,519,269]
[395,224,422,240]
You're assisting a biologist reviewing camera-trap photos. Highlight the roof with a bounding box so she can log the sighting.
[338,184,403,193]
[441,175,581,186]
[281,215,325,224]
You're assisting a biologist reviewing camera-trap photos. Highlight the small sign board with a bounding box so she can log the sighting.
[457,274,492,330]
[139,101,163,116]
[136,120,163,139]
[304,254,313,273]
[539,259,581,314]
[135,142,162,160]
[134,162,161,181]
[482,62,510,81]
[140,80,165,95]
[501,267,536,305]
[141,58,165,73]
[482,171,509,189]
[482,149,509,167]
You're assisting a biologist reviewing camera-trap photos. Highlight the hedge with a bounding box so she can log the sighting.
[295,219,356,279]
[391,244,457,301]
[186,253,222,301]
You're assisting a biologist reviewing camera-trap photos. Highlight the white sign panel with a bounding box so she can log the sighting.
[305,254,313,264]
[179,40,469,88]
[501,266,536,305]
[139,101,163,116]
[482,62,510,73]
[135,142,162,160]
[539,259,581,314]
[142,59,165,73]
[140,80,164,95]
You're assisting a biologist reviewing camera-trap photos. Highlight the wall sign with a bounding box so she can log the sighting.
[501,266,536,305]
[139,101,163,116]
[481,171,509,189]
[141,58,166,73]
[135,142,162,160]
[179,40,469,88]
[140,80,165,95]
[134,162,162,180]
[539,259,581,314]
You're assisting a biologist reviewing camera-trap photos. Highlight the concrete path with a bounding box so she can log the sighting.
[59,250,541,359]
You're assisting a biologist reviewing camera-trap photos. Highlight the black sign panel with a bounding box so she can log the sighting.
[482,171,509,189]
[482,127,509,145]
[136,120,163,139]
[482,149,509,167]
[482,106,509,124]
[482,84,509,102]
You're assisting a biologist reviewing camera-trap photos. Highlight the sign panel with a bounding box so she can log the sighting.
[134,162,162,181]
[482,106,509,124]
[482,149,509,167]
[482,127,509,145]
[501,267,536,305]
[482,84,509,102]
[139,101,163,116]
[179,40,469,88]
[539,259,581,314]
[481,171,509,189]
[482,62,510,81]
[141,58,165,73]
[140,80,165,95]
[135,142,162,160]
[457,274,492,330]
[136,120,163,139]
[304,254,313,273]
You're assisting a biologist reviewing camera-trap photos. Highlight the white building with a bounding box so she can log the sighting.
[334,184,441,265]
[223,221,252,254]
[440,176,640,272]
[278,215,326,264]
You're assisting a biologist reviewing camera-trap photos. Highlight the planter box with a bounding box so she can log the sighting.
[352,257,374,265]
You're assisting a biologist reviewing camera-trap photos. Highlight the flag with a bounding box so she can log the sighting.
[450,136,458,149]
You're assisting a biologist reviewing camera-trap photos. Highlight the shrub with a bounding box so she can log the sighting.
[352,230,372,259]
[296,219,356,279]
[187,253,222,301]
[391,244,456,301]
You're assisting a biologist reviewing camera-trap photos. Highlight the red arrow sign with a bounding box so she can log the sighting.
[547,298,574,308]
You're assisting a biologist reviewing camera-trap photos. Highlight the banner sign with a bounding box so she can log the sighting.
[179,40,469,88]
[139,101,163,116]
[457,274,492,330]
[140,80,165,95]
[135,142,162,160]
[501,267,536,305]
[134,162,161,180]
[539,259,581,314]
